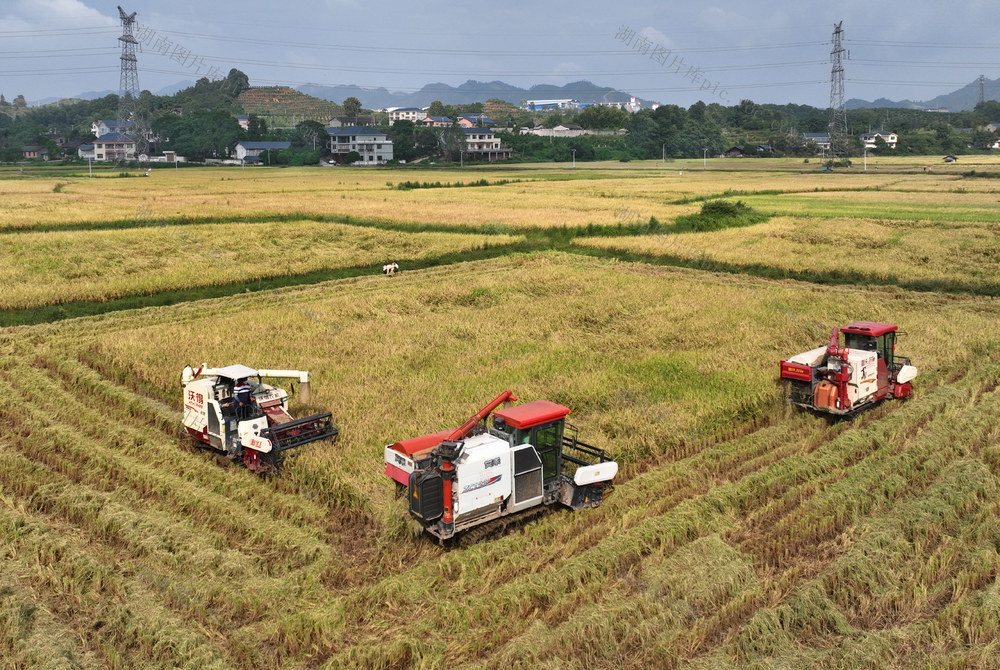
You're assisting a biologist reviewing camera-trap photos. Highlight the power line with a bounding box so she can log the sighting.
[0,27,117,37]
[849,39,1000,48]
[848,78,993,87]
[0,51,118,60]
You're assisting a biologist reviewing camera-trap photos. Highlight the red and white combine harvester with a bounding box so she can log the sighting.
[384,390,618,543]
[181,364,337,473]
[780,322,918,417]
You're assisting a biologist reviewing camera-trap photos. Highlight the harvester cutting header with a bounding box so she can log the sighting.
[780,322,918,416]
[182,364,337,473]
[384,390,618,542]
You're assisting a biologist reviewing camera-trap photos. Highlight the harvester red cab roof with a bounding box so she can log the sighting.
[493,400,570,429]
[840,321,898,337]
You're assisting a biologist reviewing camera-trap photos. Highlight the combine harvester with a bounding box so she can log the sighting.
[780,321,918,417]
[181,364,337,473]
[384,390,618,544]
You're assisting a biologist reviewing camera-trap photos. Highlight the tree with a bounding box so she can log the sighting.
[973,100,1000,123]
[414,127,438,155]
[343,97,363,118]
[971,128,995,149]
[13,95,26,108]
[439,125,465,161]
[151,110,242,159]
[427,100,448,118]
[541,112,564,129]
[224,69,250,98]
[576,106,629,130]
[246,114,268,140]
[294,120,325,149]
[0,94,7,107]
[388,119,416,161]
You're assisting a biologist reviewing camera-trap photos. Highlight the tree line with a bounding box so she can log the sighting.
[5,72,1000,163]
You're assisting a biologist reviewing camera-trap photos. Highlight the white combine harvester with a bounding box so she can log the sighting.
[181,364,337,472]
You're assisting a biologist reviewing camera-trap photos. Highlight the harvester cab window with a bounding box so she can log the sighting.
[531,420,563,482]
[844,332,877,352]
[878,332,895,367]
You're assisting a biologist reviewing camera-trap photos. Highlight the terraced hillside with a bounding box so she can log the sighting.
[237,87,342,127]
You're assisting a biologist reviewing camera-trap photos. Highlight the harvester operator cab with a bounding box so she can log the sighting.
[492,416,564,483]
[213,376,264,418]
[843,330,896,371]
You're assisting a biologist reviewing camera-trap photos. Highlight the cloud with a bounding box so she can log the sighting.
[639,26,674,49]
[10,0,115,25]
[697,7,746,32]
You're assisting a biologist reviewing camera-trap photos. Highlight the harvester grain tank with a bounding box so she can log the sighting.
[384,390,618,542]
[181,364,337,472]
[780,322,917,416]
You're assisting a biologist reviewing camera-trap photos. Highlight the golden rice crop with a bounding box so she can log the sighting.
[0,221,521,310]
[578,214,1000,293]
[3,166,1000,668]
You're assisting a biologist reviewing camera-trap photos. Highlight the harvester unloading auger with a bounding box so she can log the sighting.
[181,364,337,473]
[384,390,618,543]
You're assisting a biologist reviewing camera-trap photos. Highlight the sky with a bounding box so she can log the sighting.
[2,0,999,108]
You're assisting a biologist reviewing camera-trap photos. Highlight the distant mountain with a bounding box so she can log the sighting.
[297,79,647,110]
[847,76,1000,112]
[28,82,187,107]
[846,97,920,110]
[29,89,115,106]
[154,80,195,96]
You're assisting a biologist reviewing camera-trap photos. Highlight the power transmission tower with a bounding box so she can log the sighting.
[828,21,849,160]
[979,74,986,105]
[117,6,146,160]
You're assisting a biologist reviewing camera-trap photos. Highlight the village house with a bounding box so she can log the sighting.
[233,141,291,163]
[803,132,831,153]
[21,146,48,160]
[91,119,154,141]
[388,107,424,125]
[326,126,393,164]
[457,114,496,128]
[328,115,375,128]
[92,133,136,161]
[462,127,511,162]
[419,116,453,127]
[859,131,898,149]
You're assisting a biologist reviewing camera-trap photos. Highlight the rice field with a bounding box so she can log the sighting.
[2,160,1000,669]
[0,221,520,310]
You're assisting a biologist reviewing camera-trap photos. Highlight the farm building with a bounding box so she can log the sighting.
[20,146,48,160]
[233,141,292,162]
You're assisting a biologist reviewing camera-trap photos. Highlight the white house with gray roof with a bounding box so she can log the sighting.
[326,126,393,164]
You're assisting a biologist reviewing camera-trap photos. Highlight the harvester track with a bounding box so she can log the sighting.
[456,506,554,548]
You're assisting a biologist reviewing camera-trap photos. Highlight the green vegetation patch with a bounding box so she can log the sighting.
[672,199,770,233]
[391,178,526,190]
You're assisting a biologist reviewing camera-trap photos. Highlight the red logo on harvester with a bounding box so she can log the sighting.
[462,475,501,494]
[185,390,205,410]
